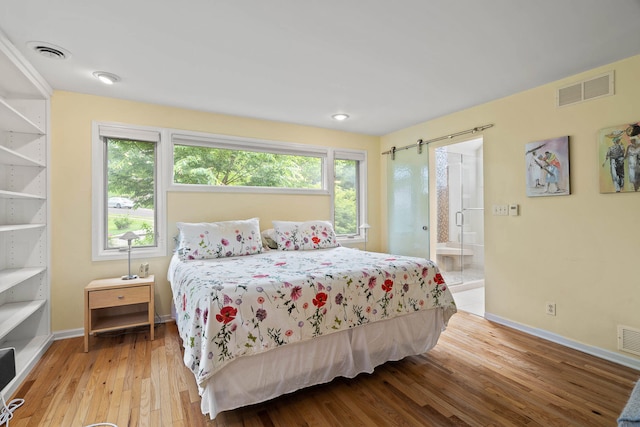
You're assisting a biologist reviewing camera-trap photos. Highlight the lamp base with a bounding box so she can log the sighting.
[122,274,139,280]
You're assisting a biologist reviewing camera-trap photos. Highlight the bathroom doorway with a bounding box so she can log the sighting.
[434,138,484,315]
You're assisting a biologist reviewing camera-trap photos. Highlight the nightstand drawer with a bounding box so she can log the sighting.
[89,286,150,309]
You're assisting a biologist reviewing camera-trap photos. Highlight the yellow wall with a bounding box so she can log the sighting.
[50,92,380,331]
[51,54,640,361]
[381,55,640,359]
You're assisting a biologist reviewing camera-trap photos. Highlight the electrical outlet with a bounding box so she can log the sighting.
[546,302,556,316]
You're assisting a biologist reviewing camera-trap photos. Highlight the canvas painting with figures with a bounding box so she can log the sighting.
[525,136,570,197]
[599,121,640,194]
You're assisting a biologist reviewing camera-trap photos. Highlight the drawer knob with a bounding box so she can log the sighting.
[118,295,124,299]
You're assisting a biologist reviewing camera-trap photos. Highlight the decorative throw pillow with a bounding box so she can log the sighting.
[176,218,263,260]
[272,220,339,251]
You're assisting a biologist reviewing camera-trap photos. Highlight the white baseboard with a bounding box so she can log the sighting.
[484,312,640,372]
[54,328,83,340]
[53,314,175,341]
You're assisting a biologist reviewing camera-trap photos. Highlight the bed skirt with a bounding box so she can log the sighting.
[200,307,448,418]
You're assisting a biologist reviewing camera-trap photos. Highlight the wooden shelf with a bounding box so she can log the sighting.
[0,334,53,397]
[0,97,45,134]
[0,224,45,233]
[0,145,45,167]
[0,189,44,200]
[91,311,151,333]
[0,300,46,341]
[5,334,53,374]
[0,267,46,294]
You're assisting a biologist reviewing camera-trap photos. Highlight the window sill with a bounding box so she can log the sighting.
[92,246,167,262]
[338,236,366,246]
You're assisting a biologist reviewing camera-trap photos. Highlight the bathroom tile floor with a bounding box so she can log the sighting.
[449,283,484,317]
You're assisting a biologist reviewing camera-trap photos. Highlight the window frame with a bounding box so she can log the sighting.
[91,122,167,261]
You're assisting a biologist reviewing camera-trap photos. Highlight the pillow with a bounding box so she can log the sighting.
[261,228,278,250]
[272,220,339,251]
[176,218,263,260]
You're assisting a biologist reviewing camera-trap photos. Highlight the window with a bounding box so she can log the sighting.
[170,132,327,193]
[170,132,367,241]
[173,146,323,189]
[92,125,366,259]
[92,123,166,260]
[106,138,156,248]
[334,150,367,240]
[334,158,359,235]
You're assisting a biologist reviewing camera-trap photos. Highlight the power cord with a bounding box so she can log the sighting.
[0,393,24,427]
[1,392,117,427]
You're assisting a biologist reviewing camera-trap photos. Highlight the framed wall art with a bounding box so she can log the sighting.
[598,121,640,193]
[525,136,570,197]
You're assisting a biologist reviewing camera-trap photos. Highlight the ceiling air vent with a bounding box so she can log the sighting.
[618,325,640,357]
[27,41,71,60]
[557,71,614,107]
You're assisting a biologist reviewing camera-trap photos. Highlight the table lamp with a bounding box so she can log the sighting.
[359,223,371,252]
[119,231,139,280]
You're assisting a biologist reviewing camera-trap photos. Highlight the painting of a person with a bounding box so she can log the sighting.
[527,150,543,188]
[625,137,640,191]
[524,136,569,197]
[539,151,563,193]
[626,123,640,139]
[602,130,625,192]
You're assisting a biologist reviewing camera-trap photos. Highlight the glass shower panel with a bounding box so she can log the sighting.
[435,140,484,286]
[386,148,430,258]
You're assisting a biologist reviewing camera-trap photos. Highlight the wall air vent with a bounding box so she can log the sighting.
[618,325,640,356]
[557,71,614,107]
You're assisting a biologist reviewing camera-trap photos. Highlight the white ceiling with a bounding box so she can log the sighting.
[1,1,640,136]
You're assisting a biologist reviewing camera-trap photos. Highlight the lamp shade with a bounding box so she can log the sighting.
[359,223,371,230]
[119,231,139,242]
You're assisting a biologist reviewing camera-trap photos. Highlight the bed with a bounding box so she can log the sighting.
[168,218,457,418]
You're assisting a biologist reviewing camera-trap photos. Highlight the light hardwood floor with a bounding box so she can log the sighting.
[8,311,639,426]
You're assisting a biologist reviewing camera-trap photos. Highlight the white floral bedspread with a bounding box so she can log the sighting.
[168,247,456,386]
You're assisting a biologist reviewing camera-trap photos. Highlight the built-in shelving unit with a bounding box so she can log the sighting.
[0,29,52,398]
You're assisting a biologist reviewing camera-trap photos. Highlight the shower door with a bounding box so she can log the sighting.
[435,139,484,286]
[386,148,430,258]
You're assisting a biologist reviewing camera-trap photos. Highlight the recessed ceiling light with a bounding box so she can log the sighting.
[332,113,349,121]
[27,41,71,60]
[93,71,120,85]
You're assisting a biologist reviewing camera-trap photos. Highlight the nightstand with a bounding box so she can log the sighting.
[84,275,155,352]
